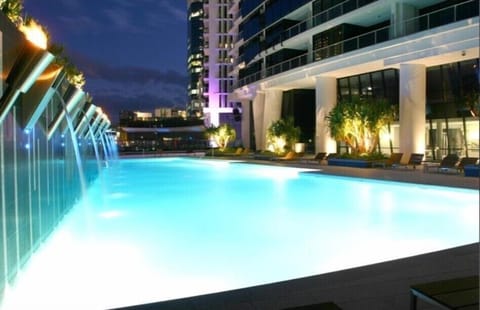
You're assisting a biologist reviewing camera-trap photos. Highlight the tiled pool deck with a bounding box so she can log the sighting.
[260,159,480,190]
[114,154,479,310]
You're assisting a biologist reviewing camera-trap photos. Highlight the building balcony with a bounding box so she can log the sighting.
[233,0,479,90]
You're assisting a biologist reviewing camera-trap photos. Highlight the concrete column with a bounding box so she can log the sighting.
[240,100,251,150]
[209,110,220,127]
[262,89,283,150]
[252,91,265,151]
[399,63,426,155]
[390,2,418,38]
[315,76,337,154]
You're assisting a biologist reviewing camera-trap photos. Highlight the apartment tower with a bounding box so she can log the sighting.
[229,0,479,159]
[187,0,205,118]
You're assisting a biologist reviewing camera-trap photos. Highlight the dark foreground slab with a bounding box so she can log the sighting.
[112,243,479,310]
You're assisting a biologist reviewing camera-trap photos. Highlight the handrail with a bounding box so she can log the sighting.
[234,0,478,90]
[243,0,377,48]
[282,0,377,43]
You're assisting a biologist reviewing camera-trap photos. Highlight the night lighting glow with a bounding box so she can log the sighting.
[2,158,477,309]
[19,19,48,49]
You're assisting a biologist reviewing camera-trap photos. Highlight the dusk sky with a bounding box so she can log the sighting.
[23,0,188,124]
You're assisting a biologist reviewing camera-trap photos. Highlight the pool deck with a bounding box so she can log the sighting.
[250,159,480,190]
[116,243,478,310]
[115,153,479,310]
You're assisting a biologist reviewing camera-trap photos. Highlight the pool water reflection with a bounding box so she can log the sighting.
[2,158,478,309]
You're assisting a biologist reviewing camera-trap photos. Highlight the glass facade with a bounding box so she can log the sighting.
[335,61,479,158]
[235,0,477,89]
[187,1,205,117]
[425,59,480,159]
[338,69,399,106]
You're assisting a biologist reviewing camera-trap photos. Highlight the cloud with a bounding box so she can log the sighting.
[67,52,188,124]
[159,0,186,22]
[78,59,187,87]
[104,8,138,32]
[57,15,104,34]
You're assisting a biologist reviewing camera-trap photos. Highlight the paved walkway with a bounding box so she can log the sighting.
[116,243,478,310]
[255,159,480,190]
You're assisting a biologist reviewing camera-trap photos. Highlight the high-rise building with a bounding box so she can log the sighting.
[187,0,242,144]
[229,0,479,159]
[202,0,237,128]
[187,0,205,118]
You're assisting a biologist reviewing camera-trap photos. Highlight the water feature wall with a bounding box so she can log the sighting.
[0,13,113,300]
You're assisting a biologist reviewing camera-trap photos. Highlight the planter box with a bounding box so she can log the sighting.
[464,165,480,177]
[328,158,372,168]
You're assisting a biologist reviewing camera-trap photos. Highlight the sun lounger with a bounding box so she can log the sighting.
[373,152,403,168]
[423,154,459,173]
[393,153,424,170]
[314,152,327,161]
[457,157,479,172]
[275,151,298,161]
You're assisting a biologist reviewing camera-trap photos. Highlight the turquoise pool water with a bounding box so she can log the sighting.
[3,158,479,309]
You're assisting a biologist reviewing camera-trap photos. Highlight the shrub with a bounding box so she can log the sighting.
[326,96,395,155]
[266,117,301,154]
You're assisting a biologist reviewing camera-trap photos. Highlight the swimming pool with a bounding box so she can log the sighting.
[2,158,478,309]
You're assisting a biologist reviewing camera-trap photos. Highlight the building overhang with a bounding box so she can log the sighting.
[234,18,479,92]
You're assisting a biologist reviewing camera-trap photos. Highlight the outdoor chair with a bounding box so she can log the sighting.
[393,153,424,169]
[325,153,337,160]
[297,152,326,164]
[373,152,403,168]
[234,147,244,155]
[457,157,479,172]
[276,151,297,161]
[410,275,478,310]
[424,154,460,173]
[320,153,338,165]
[314,152,327,161]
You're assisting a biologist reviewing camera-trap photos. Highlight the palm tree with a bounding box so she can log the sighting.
[266,117,301,154]
[326,96,395,155]
[205,124,236,151]
[1,0,23,25]
[50,44,86,89]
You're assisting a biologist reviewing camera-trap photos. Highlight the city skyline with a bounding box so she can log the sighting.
[23,0,189,124]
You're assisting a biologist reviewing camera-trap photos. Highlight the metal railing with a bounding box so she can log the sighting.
[234,0,478,90]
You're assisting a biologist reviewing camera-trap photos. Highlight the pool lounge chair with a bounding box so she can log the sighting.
[297,152,327,164]
[424,154,460,173]
[314,152,327,161]
[275,151,298,161]
[393,153,424,170]
[372,152,404,168]
[410,275,479,310]
[457,157,479,172]
[320,153,338,163]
